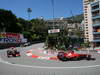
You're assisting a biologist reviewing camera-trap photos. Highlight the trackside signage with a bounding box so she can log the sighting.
[0,33,27,43]
[0,38,20,43]
[95,47,100,53]
[48,29,60,33]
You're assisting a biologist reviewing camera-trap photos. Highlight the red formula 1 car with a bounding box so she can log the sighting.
[57,50,95,61]
[7,47,20,58]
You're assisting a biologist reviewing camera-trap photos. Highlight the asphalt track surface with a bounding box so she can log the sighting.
[0,43,100,75]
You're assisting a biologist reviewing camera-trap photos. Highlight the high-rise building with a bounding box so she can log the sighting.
[83,0,100,46]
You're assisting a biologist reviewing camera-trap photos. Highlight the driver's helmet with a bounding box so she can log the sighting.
[10,47,16,52]
[67,50,74,54]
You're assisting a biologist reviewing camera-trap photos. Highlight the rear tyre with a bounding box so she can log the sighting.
[86,55,91,61]
[74,57,80,61]
[61,57,68,61]
[7,55,11,58]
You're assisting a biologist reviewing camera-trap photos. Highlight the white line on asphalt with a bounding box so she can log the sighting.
[0,58,100,69]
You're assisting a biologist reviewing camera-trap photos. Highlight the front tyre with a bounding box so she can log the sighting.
[73,57,80,61]
[57,52,67,61]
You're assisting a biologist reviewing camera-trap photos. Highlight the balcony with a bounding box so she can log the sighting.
[94,37,100,40]
[91,1,99,7]
[91,8,100,12]
[93,32,100,34]
[92,39,100,42]
[93,23,100,27]
[92,15,100,19]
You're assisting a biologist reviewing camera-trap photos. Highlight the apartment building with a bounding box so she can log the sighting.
[46,19,83,32]
[83,0,100,46]
[91,0,100,46]
[83,0,94,43]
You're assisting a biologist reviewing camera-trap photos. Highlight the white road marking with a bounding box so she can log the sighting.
[26,53,33,56]
[0,57,100,69]
[0,45,100,69]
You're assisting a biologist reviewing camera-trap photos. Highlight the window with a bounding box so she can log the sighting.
[92,10,99,17]
[85,21,88,23]
[84,1,88,3]
[84,6,88,8]
[85,11,87,13]
[86,35,89,37]
[84,8,87,10]
[85,26,88,28]
[86,24,88,26]
[86,32,88,34]
[85,16,87,18]
[85,19,88,21]
[85,14,87,16]
[86,30,88,31]
[92,5,99,10]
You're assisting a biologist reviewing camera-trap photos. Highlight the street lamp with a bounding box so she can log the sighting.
[51,0,55,29]
[40,16,44,20]
[27,8,32,20]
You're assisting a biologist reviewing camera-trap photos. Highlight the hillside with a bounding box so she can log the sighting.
[65,14,84,23]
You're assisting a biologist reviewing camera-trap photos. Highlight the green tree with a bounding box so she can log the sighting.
[17,18,32,32]
[0,9,21,32]
[17,18,33,42]
[30,19,48,40]
[30,19,47,33]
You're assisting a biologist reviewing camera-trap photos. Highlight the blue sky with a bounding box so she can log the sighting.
[0,0,83,20]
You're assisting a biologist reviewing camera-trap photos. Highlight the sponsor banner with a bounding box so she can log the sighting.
[0,33,20,38]
[0,33,27,43]
[0,38,21,43]
[21,38,27,43]
[48,29,60,33]
[0,38,27,43]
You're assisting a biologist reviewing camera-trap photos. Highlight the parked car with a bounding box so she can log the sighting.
[23,42,31,47]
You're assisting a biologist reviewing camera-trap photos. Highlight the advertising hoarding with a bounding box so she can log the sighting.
[48,29,60,33]
[0,33,27,43]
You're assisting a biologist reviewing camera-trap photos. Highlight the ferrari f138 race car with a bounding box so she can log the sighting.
[57,50,95,61]
[7,47,20,58]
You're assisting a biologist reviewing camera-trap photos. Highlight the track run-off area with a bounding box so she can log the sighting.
[0,43,100,75]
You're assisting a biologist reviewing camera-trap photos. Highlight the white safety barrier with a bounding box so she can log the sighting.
[26,53,32,56]
[38,56,49,60]
[26,50,33,56]
[26,50,58,60]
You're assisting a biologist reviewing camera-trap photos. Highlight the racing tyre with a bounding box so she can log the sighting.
[7,55,11,58]
[57,52,67,61]
[86,55,91,61]
[61,57,68,61]
[73,57,80,61]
